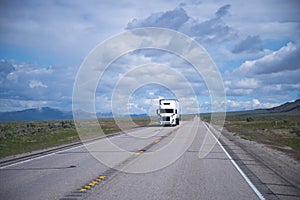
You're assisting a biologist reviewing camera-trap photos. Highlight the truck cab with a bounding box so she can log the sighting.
[157,99,180,126]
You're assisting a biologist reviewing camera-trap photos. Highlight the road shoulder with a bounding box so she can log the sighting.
[207,123,300,200]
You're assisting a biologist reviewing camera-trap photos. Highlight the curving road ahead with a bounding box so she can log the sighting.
[0,117,263,200]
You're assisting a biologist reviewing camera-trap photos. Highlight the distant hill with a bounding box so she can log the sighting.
[226,99,300,116]
[0,107,73,122]
[0,107,116,122]
[266,99,300,113]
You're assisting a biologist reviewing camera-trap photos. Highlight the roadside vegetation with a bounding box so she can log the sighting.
[0,120,78,158]
[0,117,155,158]
[224,115,300,150]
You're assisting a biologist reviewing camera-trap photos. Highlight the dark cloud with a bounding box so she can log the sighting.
[189,16,237,43]
[232,35,264,54]
[184,4,236,43]
[215,4,231,18]
[126,7,189,30]
[192,4,236,43]
[127,5,237,44]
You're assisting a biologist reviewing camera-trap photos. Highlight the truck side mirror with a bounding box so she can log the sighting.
[175,109,177,114]
[156,109,159,114]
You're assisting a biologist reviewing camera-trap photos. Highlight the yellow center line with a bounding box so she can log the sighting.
[89,181,98,186]
[135,150,144,155]
[76,125,183,195]
[78,175,106,193]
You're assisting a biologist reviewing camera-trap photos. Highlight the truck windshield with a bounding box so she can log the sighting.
[160,109,174,113]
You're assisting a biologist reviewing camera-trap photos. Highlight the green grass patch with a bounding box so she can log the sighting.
[0,128,79,158]
[286,138,300,151]
[239,134,254,141]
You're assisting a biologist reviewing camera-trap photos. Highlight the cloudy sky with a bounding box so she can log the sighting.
[0,0,299,114]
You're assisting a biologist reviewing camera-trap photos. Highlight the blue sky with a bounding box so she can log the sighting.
[0,0,299,114]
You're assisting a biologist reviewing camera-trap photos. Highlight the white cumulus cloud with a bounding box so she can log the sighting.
[29,80,47,88]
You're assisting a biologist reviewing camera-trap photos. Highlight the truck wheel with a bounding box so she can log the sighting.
[176,118,179,125]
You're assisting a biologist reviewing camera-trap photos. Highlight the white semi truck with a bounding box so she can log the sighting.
[157,99,180,126]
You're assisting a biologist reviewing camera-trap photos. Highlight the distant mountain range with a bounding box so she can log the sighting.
[0,107,115,122]
[266,99,300,113]
[0,107,72,122]
[0,99,299,122]
[226,99,300,116]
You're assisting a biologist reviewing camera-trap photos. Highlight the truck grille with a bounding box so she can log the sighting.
[162,117,170,121]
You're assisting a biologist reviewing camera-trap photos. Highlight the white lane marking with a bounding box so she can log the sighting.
[204,122,265,200]
[0,144,84,169]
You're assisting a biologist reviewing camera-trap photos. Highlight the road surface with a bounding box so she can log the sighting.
[0,117,263,200]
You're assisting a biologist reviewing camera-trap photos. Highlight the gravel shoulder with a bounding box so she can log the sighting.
[208,123,300,200]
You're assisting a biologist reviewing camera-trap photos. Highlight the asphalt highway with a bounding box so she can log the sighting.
[0,117,262,200]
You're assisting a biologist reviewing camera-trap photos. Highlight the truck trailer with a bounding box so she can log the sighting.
[157,99,180,126]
